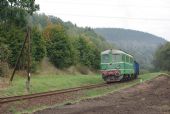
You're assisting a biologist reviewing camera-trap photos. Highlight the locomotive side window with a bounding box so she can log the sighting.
[130,58,133,63]
[102,54,109,63]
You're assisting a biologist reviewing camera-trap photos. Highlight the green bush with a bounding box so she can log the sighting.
[0,62,9,77]
[75,36,100,69]
[45,24,74,68]
[31,27,46,72]
[0,26,46,72]
[0,43,10,77]
[153,42,170,71]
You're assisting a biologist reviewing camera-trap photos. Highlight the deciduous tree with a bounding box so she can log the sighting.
[45,24,74,68]
[153,42,170,71]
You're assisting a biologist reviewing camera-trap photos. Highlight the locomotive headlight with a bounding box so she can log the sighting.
[115,70,120,76]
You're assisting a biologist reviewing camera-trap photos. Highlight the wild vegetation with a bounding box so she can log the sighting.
[32,14,113,70]
[0,0,40,77]
[153,42,170,71]
[0,0,168,77]
[0,1,113,77]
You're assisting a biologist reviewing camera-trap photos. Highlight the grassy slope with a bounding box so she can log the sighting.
[0,72,163,97]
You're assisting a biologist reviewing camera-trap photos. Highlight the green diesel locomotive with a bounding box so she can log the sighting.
[100,49,139,83]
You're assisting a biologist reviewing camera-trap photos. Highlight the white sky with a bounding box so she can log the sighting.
[36,0,170,41]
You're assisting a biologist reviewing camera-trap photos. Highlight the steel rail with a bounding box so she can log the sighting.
[0,83,109,104]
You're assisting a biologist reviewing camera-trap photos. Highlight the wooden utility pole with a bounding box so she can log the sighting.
[10,27,31,93]
[26,27,31,93]
[10,30,29,82]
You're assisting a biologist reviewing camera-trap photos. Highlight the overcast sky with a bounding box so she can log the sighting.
[36,0,170,41]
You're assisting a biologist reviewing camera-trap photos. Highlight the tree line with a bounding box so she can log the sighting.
[1,0,168,77]
[0,1,113,77]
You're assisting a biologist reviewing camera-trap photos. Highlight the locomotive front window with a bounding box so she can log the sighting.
[102,54,109,63]
[126,56,129,62]
[130,58,133,63]
[112,54,121,62]
[122,55,125,62]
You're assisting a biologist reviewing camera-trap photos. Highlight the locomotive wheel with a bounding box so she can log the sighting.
[121,75,126,82]
[122,75,130,81]
[134,74,138,79]
[128,75,131,80]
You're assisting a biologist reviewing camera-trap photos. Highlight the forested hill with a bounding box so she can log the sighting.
[95,28,167,70]
[31,14,113,51]
[0,12,114,76]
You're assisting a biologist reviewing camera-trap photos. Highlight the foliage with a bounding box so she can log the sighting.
[0,42,10,62]
[0,26,46,71]
[0,43,10,77]
[31,27,46,61]
[31,27,46,72]
[21,13,113,71]
[31,13,113,50]
[0,0,39,27]
[0,25,25,67]
[0,0,42,72]
[31,14,63,30]
[44,24,74,68]
[0,11,114,72]
[75,36,100,69]
[153,42,170,71]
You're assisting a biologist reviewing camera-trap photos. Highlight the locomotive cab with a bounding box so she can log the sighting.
[101,49,136,83]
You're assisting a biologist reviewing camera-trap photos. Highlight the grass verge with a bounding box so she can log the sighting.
[0,74,104,97]
[20,72,165,114]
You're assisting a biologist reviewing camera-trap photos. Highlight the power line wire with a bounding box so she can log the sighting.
[49,13,170,22]
[38,1,170,8]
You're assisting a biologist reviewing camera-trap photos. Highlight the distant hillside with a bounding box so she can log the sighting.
[31,14,114,51]
[95,28,167,70]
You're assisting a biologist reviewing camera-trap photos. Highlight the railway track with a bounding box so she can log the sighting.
[0,83,109,104]
[1,74,168,104]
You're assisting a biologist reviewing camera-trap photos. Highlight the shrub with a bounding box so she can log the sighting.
[45,24,74,68]
[0,43,10,77]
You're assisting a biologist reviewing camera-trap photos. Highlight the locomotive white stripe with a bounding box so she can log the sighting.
[101,69,134,71]
[101,62,134,65]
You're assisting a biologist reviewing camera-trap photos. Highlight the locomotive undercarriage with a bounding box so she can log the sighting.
[102,75,123,83]
[103,74,136,83]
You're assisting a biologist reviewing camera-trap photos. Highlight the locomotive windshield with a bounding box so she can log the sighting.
[101,54,109,63]
[112,54,122,62]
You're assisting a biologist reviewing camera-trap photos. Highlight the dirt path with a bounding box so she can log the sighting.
[35,76,170,114]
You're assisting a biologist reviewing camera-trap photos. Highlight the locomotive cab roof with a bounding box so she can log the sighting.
[101,49,133,58]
